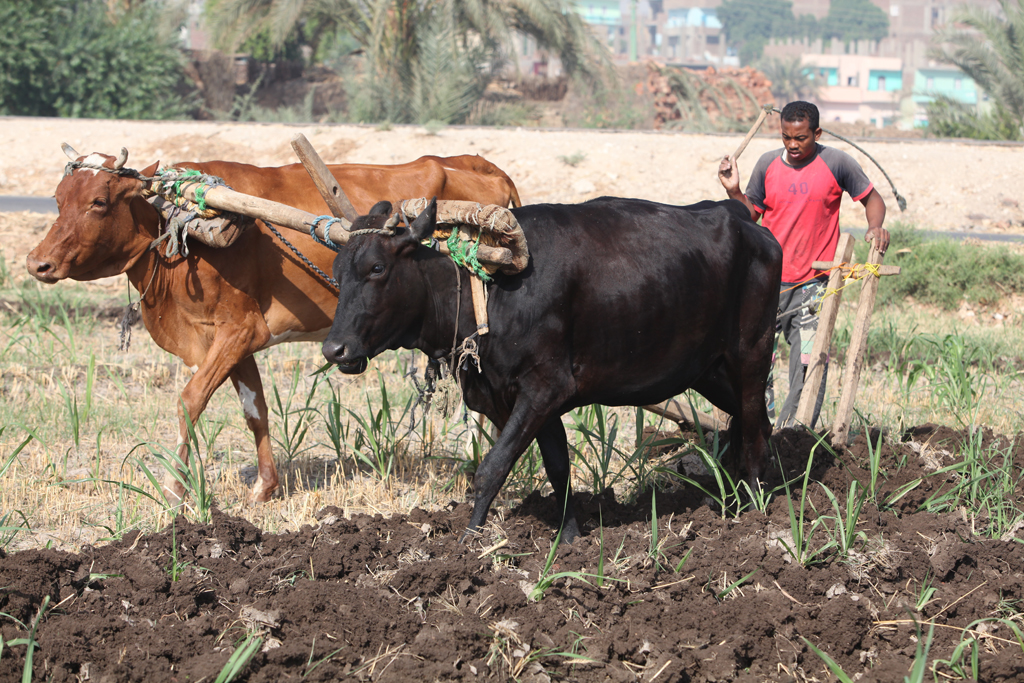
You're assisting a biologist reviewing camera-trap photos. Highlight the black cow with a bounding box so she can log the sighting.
[322,197,782,543]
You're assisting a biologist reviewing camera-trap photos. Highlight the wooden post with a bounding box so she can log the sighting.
[793,233,855,426]
[831,244,898,448]
[289,134,359,222]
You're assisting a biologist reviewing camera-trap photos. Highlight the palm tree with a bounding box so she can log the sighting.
[929,0,1024,136]
[205,0,614,123]
[758,56,819,105]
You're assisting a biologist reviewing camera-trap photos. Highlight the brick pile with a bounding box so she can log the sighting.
[647,62,779,132]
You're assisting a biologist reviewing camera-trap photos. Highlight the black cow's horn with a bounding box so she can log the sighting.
[113,147,128,169]
[61,143,81,161]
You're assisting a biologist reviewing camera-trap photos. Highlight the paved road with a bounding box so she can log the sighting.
[2,196,1022,244]
[1,196,58,213]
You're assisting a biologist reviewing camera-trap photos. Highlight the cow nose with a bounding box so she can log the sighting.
[26,254,56,281]
[321,338,346,364]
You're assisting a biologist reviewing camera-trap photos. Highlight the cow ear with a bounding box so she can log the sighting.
[369,200,392,216]
[128,161,161,197]
[408,197,437,242]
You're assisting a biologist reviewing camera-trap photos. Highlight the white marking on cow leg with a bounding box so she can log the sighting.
[238,382,261,420]
[81,154,108,175]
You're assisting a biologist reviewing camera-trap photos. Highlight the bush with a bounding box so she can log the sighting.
[923,96,1022,141]
[865,226,1024,310]
[0,0,193,119]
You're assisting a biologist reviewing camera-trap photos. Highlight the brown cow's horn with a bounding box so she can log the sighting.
[113,147,128,169]
[61,142,81,161]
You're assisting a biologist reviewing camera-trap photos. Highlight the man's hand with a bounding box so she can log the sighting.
[718,155,740,194]
[860,188,888,254]
[866,226,890,254]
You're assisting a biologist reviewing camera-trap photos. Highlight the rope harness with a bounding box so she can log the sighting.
[445,230,493,283]
[778,261,886,320]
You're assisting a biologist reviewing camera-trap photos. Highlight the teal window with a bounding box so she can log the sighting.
[576,0,621,25]
[805,67,838,86]
[868,70,902,91]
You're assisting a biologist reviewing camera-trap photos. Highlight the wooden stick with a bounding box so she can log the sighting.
[470,276,489,335]
[732,104,775,161]
[831,243,886,448]
[644,398,722,434]
[289,134,359,222]
[461,227,490,335]
[794,233,855,427]
[160,181,515,267]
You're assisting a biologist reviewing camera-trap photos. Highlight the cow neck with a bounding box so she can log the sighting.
[422,257,476,369]
[124,197,168,307]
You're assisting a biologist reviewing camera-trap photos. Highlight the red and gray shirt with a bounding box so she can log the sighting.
[745,143,873,283]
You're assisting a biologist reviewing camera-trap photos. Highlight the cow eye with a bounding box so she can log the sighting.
[91,198,107,208]
[370,263,385,275]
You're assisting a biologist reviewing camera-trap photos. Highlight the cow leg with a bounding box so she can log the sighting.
[463,393,569,543]
[229,356,278,502]
[534,416,580,543]
[691,361,741,470]
[693,352,772,484]
[162,330,267,504]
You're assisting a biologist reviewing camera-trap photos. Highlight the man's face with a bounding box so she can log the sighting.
[781,118,822,164]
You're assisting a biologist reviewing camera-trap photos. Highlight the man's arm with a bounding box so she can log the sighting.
[718,155,759,222]
[861,188,889,254]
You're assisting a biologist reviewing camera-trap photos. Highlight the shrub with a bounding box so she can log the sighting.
[0,0,193,119]
[866,226,1024,309]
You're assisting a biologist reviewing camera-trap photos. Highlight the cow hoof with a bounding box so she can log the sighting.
[249,478,278,503]
[558,521,581,545]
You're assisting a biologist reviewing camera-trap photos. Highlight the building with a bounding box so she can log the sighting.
[802,54,904,127]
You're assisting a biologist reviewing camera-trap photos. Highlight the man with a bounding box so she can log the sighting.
[718,100,889,429]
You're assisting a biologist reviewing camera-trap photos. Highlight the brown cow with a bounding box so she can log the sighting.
[26,149,520,504]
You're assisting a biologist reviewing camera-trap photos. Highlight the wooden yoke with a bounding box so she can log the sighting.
[160,181,516,268]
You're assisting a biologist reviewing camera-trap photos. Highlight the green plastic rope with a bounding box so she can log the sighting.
[445,230,492,283]
[159,168,211,211]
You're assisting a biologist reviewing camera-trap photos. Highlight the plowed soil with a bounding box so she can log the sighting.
[2,424,1022,682]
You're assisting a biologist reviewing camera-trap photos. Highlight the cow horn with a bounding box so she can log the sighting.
[113,147,128,169]
[62,142,81,161]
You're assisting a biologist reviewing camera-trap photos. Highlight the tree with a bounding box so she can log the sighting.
[758,56,819,104]
[0,0,193,119]
[205,0,614,124]
[819,0,889,43]
[929,0,1024,138]
[717,0,818,65]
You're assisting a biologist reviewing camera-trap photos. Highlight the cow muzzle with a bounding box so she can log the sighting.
[322,338,369,375]
[26,253,62,284]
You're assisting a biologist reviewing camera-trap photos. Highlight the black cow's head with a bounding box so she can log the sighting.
[322,198,439,374]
